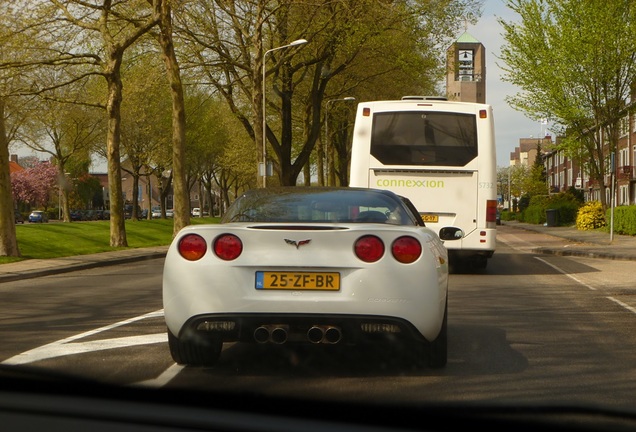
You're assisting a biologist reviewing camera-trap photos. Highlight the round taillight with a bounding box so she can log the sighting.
[213,234,243,261]
[391,236,422,264]
[354,235,384,263]
[178,234,207,261]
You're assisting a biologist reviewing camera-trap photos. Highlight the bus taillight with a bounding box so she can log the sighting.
[486,200,498,223]
[479,109,487,118]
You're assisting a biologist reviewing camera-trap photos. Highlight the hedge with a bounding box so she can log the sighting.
[607,205,636,235]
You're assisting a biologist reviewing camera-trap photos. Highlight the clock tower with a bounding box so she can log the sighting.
[446,32,486,103]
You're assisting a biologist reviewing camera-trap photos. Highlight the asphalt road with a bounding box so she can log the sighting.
[1,225,635,409]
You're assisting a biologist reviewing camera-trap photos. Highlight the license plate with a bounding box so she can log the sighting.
[421,213,439,223]
[255,271,340,290]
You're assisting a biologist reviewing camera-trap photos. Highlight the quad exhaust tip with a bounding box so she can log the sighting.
[254,325,288,344]
[308,325,342,344]
[254,325,342,344]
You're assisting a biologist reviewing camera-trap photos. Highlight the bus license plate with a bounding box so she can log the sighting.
[421,214,439,223]
[255,271,340,290]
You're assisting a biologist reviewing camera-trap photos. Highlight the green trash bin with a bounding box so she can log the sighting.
[546,209,558,227]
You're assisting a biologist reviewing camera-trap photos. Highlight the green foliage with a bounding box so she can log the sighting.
[518,194,531,212]
[576,201,606,231]
[565,186,585,204]
[521,191,582,226]
[500,210,516,221]
[499,0,636,207]
[522,205,545,224]
[550,202,578,226]
[609,206,636,236]
[548,192,580,226]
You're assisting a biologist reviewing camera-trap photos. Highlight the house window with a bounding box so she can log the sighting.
[620,115,629,137]
[620,185,628,205]
[620,148,628,167]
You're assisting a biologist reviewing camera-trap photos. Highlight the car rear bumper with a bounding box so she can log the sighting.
[176,313,434,345]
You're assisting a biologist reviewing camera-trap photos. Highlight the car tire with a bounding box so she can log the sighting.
[167,329,222,366]
[427,301,448,368]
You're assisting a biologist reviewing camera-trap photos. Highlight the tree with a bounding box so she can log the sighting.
[73,173,104,210]
[183,92,226,216]
[16,85,104,222]
[120,51,172,221]
[509,164,530,205]
[177,0,479,186]
[151,0,190,236]
[0,98,20,256]
[11,161,58,210]
[524,139,548,196]
[9,0,161,246]
[499,0,636,209]
[0,1,35,257]
[325,102,356,186]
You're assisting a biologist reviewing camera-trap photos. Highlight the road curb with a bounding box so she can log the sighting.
[530,247,636,262]
[0,251,167,284]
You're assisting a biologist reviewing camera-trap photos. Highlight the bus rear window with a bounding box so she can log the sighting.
[370,111,478,166]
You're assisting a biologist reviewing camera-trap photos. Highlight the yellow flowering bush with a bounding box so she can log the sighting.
[575,201,605,230]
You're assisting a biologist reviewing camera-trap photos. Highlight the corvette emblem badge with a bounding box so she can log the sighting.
[284,239,311,249]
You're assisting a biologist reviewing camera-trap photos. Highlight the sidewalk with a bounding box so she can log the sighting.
[502,221,636,261]
[1,223,635,284]
[0,246,169,283]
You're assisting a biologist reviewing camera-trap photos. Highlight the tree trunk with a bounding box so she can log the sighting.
[131,172,140,220]
[155,0,189,236]
[106,68,128,247]
[58,166,71,223]
[0,98,20,257]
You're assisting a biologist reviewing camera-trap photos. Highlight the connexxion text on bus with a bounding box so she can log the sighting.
[349,96,498,270]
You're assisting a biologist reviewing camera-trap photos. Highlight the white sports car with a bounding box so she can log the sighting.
[163,187,462,368]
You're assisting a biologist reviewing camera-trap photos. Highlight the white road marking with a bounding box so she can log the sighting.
[534,257,597,291]
[135,363,184,388]
[2,309,165,365]
[607,297,636,315]
[534,257,636,316]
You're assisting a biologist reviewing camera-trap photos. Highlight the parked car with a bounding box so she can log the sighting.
[70,210,84,221]
[191,207,201,217]
[151,206,162,218]
[28,211,48,223]
[163,187,463,369]
[165,208,174,218]
[123,204,143,219]
[83,210,98,221]
[14,212,24,224]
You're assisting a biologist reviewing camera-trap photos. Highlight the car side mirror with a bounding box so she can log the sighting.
[439,227,464,241]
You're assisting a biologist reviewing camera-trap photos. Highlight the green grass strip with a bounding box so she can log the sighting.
[1,217,220,263]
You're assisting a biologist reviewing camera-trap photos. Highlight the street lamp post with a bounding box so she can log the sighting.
[324,97,355,186]
[261,38,308,187]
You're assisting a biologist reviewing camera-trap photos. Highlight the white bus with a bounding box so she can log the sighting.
[349,96,498,270]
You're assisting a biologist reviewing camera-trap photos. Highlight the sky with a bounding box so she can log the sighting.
[465,0,547,167]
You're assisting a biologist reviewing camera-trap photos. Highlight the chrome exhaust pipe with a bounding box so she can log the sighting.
[254,326,270,343]
[307,326,324,343]
[324,326,342,344]
[270,327,288,344]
